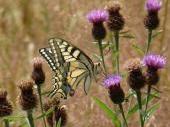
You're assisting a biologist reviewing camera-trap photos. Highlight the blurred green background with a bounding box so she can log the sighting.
[0,0,169,127]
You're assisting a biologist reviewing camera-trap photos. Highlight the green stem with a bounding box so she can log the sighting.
[37,86,47,127]
[98,40,107,74]
[4,119,9,127]
[119,104,128,127]
[145,30,152,54]
[136,90,144,127]
[114,31,120,74]
[27,110,35,127]
[144,84,152,122]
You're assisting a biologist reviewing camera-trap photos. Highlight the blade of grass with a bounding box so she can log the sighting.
[93,97,121,127]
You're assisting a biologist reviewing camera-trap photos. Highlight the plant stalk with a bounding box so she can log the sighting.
[37,86,47,127]
[98,40,107,74]
[136,90,144,127]
[145,30,152,54]
[27,110,35,127]
[119,104,128,127]
[4,119,9,127]
[144,84,152,121]
[114,31,120,74]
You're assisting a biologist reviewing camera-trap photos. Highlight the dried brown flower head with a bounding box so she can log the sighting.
[125,58,143,72]
[125,58,145,90]
[106,1,125,31]
[18,80,38,111]
[0,89,13,117]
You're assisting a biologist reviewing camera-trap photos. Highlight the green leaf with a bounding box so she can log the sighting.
[131,43,144,55]
[18,119,28,127]
[93,54,102,62]
[3,115,25,121]
[125,89,135,100]
[41,90,51,96]
[93,97,121,127]
[120,34,135,39]
[56,118,61,127]
[152,30,163,39]
[120,30,130,34]
[144,103,160,122]
[36,107,54,119]
[144,91,160,99]
[126,91,158,119]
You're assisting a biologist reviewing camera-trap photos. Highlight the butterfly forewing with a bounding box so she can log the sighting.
[48,38,65,67]
[39,48,57,71]
[50,38,81,63]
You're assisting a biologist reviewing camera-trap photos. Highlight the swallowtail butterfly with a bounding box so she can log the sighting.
[39,38,101,99]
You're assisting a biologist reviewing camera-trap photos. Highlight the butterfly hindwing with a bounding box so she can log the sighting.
[83,75,92,94]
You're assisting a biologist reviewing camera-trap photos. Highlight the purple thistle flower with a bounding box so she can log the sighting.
[143,54,166,70]
[103,74,124,104]
[103,75,121,88]
[87,9,108,24]
[145,0,162,12]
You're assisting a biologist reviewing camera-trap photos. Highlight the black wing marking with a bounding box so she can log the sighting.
[48,69,69,99]
[39,48,57,71]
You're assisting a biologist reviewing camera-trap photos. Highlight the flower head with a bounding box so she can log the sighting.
[125,58,146,90]
[103,75,124,104]
[0,89,13,117]
[87,9,108,24]
[32,57,45,85]
[18,80,38,111]
[125,58,143,72]
[143,54,166,70]
[145,0,162,12]
[106,2,125,31]
[103,75,121,88]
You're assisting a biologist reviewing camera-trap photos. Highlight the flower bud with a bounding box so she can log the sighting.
[31,57,45,86]
[144,11,159,30]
